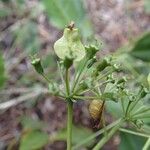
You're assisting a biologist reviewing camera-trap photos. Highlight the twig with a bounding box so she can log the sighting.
[119,128,150,138]
[0,89,48,110]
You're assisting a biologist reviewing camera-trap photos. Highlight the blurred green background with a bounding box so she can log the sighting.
[0,0,150,150]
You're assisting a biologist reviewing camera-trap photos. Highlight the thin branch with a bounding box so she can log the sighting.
[0,89,48,110]
[119,128,150,138]
[143,138,150,150]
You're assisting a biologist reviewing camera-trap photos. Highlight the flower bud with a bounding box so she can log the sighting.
[31,57,44,74]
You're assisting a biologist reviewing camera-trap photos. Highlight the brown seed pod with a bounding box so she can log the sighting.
[89,100,104,120]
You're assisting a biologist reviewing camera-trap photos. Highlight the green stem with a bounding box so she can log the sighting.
[72,59,88,93]
[73,95,102,101]
[75,80,112,95]
[127,87,143,114]
[93,119,124,150]
[121,98,125,115]
[42,73,51,83]
[57,61,65,85]
[97,69,114,81]
[73,119,121,150]
[65,69,70,96]
[125,100,132,117]
[143,138,150,150]
[67,99,73,150]
[65,68,73,150]
[131,107,150,117]
[119,128,150,138]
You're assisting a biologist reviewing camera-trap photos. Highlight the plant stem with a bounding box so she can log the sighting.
[132,107,150,117]
[73,95,102,100]
[127,87,143,114]
[65,69,70,96]
[119,128,150,138]
[143,138,150,150]
[97,69,114,81]
[125,100,132,117]
[65,68,73,150]
[121,98,125,115]
[73,119,121,150]
[67,99,73,150]
[93,119,124,150]
[72,59,88,93]
[42,73,51,83]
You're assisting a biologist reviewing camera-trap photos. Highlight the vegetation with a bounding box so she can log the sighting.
[0,0,150,150]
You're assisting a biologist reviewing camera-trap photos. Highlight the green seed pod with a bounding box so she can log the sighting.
[54,25,85,61]
[31,57,44,74]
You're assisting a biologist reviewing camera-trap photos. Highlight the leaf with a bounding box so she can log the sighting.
[0,52,6,88]
[20,116,45,130]
[130,33,150,61]
[49,125,93,147]
[119,132,146,150]
[0,7,11,18]
[144,0,150,14]
[42,54,56,69]
[20,130,49,150]
[148,73,150,87]
[106,100,123,118]
[72,126,94,146]
[42,0,93,37]
[102,92,118,102]
[14,22,41,54]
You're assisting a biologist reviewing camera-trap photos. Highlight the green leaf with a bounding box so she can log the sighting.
[42,0,93,37]
[49,125,93,147]
[42,54,56,69]
[0,7,11,18]
[20,116,45,130]
[106,100,123,118]
[130,33,150,61]
[0,52,6,88]
[148,73,150,87]
[20,130,49,150]
[14,22,41,54]
[144,0,150,14]
[119,132,146,150]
